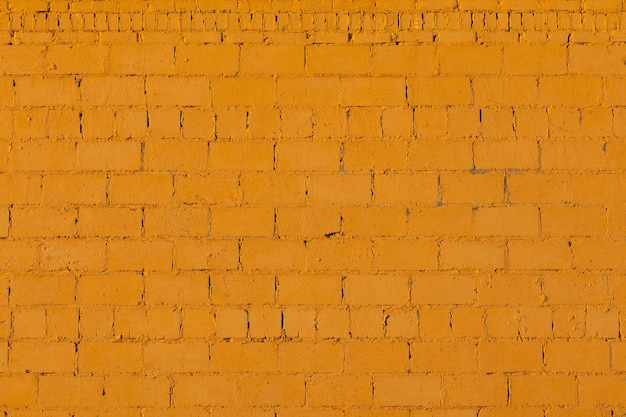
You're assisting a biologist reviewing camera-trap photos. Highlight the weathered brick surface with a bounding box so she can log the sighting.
[1,0,625,414]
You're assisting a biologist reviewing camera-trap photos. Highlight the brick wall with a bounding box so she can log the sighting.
[1,0,626,415]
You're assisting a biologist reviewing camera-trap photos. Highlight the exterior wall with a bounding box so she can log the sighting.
[1,0,626,415]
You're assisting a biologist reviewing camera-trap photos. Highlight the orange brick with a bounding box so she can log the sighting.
[347,107,382,138]
[408,77,472,105]
[410,342,476,373]
[508,239,572,270]
[145,272,208,305]
[109,173,173,205]
[174,173,239,205]
[542,139,605,170]
[344,341,407,373]
[538,76,602,106]
[145,207,208,237]
[239,375,304,406]
[145,140,208,171]
[77,141,142,170]
[307,376,372,407]
[247,107,280,138]
[306,45,371,75]
[317,307,350,339]
[342,78,406,106]
[78,207,142,238]
[372,45,437,75]
[0,375,38,407]
[478,273,543,305]
[345,275,409,305]
[475,206,539,237]
[109,44,175,74]
[441,173,504,205]
[42,173,107,204]
[213,77,275,106]
[81,76,145,105]
[503,44,567,74]
[515,108,548,138]
[473,76,537,106]
[210,140,274,171]
[147,76,211,106]
[0,173,41,204]
[241,45,304,74]
[241,239,305,272]
[48,108,81,139]
[0,241,39,270]
[47,307,79,340]
[474,139,539,170]
[176,44,239,75]
[314,107,348,138]
[372,240,439,271]
[569,44,626,74]
[13,108,47,139]
[148,107,181,138]
[277,77,342,106]
[39,376,104,408]
[545,341,610,372]
[276,141,340,171]
[443,375,507,407]
[10,341,75,373]
[409,139,473,170]
[113,107,146,137]
[343,140,407,171]
[412,274,476,304]
[80,306,114,340]
[278,342,342,372]
[507,173,572,204]
[0,45,45,74]
[579,375,626,407]
[78,272,143,305]
[277,207,340,238]
[12,308,46,339]
[248,307,282,338]
[343,207,407,237]
[350,307,384,338]
[14,77,78,106]
[478,340,543,372]
[486,306,519,338]
[440,45,502,74]
[410,206,473,237]
[277,274,342,305]
[385,309,419,338]
[183,108,215,139]
[145,342,210,373]
[573,239,626,269]
[173,375,238,406]
[211,341,276,372]
[281,108,313,138]
[240,173,306,205]
[105,375,170,408]
[210,273,274,305]
[174,239,240,271]
[11,207,76,238]
[11,273,75,305]
[510,375,576,406]
[283,308,316,338]
[47,44,107,74]
[413,107,447,139]
[11,140,75,171]
[212,207,273,237]
[79,342,142,373]
[374,375,440,407]
[440,240,505,270]
[541,206,605,237]
[108,239,173,271]
[216,307,247,338]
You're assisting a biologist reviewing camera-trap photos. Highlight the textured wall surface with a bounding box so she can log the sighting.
[1,0,626,415]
